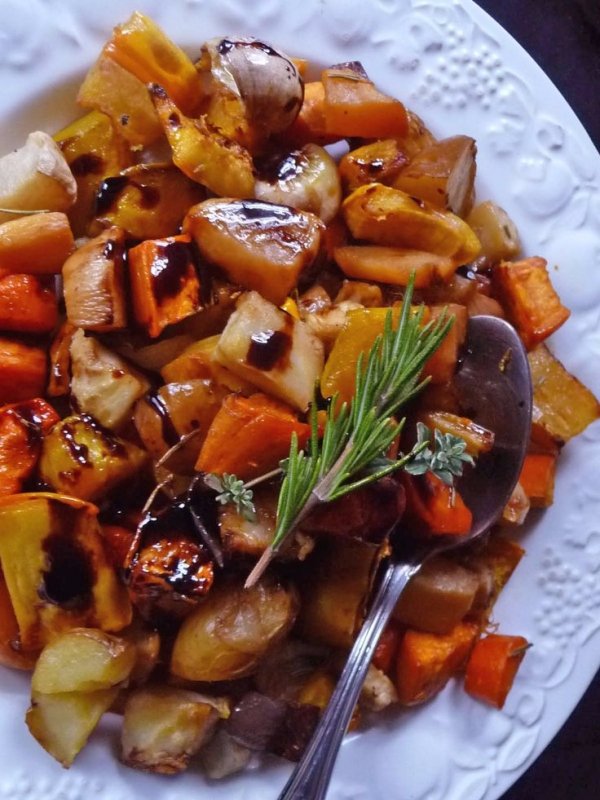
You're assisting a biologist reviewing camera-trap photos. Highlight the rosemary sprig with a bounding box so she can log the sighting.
[245,274,454,587]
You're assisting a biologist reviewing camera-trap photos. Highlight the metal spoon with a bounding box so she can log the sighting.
[277,315,532,800]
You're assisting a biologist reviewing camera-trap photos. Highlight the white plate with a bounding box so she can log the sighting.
[1,1,599,799]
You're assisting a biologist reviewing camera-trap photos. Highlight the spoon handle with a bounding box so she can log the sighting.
[278,557,423,800]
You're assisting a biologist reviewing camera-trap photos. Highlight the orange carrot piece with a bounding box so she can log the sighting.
[0,398,59,496]
[493,257,570,349]
[423,303,467,384]
[518,453,556,507]
[129,234,200,338]
[283,82,340,147]
[196,393,311,480]
[0,212,74,275]
[373,621,402,675]
[322,65,408,138]
[464,633,529,709]
[0,572,36,670]
[0,338,47,405]
[0,274,58,334]
[396,621,479,705]
[402,472,473,536]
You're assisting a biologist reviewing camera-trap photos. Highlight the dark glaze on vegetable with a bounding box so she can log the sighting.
[151,240,193,304]
[144,394,179,447]
[96,175,160,215]
[255,150,306,184]
[247,327,292,371]
[40,502,95,609]
[69,152,104,177]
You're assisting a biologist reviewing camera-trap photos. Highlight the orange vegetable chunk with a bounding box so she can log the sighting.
[0,572,36,669]
[129,234,200,338]
[0,338,47,405]
[0,274,58,334]
[402,472,473,536]
[464,633,529,709]
[196,393,311,481]
[423,304,467,384]
[0,212,74,275]
[0,398,59,497]
[373,622,402,675]
[493,257,570,349]
[396,621,479,705]
[283,82,340,147]
[334,245,454,287]
[518,453,556,507]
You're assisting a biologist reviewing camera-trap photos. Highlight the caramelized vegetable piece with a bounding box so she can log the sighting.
[423,303,466,385]
[0,212,74,274]
[373,622,402,675]
[93,163,205,240]
[297,669,360,731]
[493,257,570,349]
[395,621,479,705]
[54,110,132,236]
[70,330,150,430]
[196,392,311,480]
[394,136,476,218]
[63,227,127,332]
[339,139,409,195]
[0,132,77,224]
[402,472,473,536]
[0,572,36,669]
[218,484,277,557]
[39,414,147,502]
[467,201,520,263]
[334,245,454,287]
[0,398,59,496]
[528,344,600,443]
[462,535,525,621]
[26,687,118,767]
[171,578,298,681]
[0,338,47,405]
[398,110,437,159]
[343,183,481,264]
[464,633,529,709]
[393,557,480,635]
[501,481,530,526]
[150,85,255,198]
[105,12,202,114]
[121,687,219,774]
[417,411,494,457]
[0,493,131,651]
[129,235,201,338]
[214,291,325,412]
[47,322,75,397]
[282,81,339,147]
[0,274,57,333]
[518,453,556,507]
[321,63,408,138]
[78,52,163,147]
[185,199,324,306]
[161,334,254,394]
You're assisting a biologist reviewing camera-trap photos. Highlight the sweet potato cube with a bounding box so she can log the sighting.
[518,453,556,507]
[196,393,311,480]
[464,633,529,709]
[395,621,479,705]
[0,338,47,404]
[493,257,570,348]
[160,335,254,394]
[0,398,59,497]
[0,274,57,333]
[528,344,600,443]
[129,235,200,338]
[0,212,74,274]
[283,82,340,148]
[401,472,473,536]
[423,303,467,385]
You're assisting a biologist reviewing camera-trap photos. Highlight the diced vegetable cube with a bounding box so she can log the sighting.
[464,633,529,709]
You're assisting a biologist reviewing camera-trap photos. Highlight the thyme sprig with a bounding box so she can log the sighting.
[204,473,257,521]
[245,274,454,587]
[404,422,475,486]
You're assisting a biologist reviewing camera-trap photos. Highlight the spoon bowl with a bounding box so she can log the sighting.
[278,315,532,800]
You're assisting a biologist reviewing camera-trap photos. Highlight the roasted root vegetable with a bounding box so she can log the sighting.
[0,212,74,274]
[334,245,455,288]
[185,199,324,306]
[343,183,481,265]
[464,633,529,709]
[402,472,473,536]
[492,257,570,349]
[466,201,520,263]
[0,338,47,405]
[150,85,255,198]
[393,135,476,218]
[70,330,150,430]
[395,621,479,705]
[282,81,338,147]
[423,303,467,384]
[0,398,59,496]
[501,482,530,526]
[171,578,298,682]
[129,235,201,338]
[196,393,311,480]
[39,414,147,501]
[121,686,219,774]
[160,334,254,394]
[214,291,325,412]
[0,571,36,669]
[528,344,600,443]
[0,274,57,333]
[339,139,409,194]
[461,535,525,621]
[0,493,131,651]
[518,453,556,507]
[416,411,494,457]
[62,227,127,332]
[0,132,77,224]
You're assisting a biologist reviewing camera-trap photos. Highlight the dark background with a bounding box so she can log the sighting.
[475,2,599,798]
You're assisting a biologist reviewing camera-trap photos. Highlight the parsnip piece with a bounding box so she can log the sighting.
[0,212,74,274]
[214,291,324,412]
[70,330,150,430]
[0,132,77,224]
[27,688,118,767]
[31,628,135,694]
[467,201,520,263]
[121,687,219,774]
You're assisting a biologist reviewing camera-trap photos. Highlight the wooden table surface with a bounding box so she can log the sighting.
[475,1,600,797]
